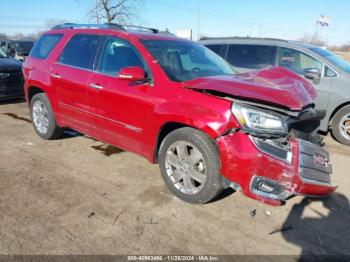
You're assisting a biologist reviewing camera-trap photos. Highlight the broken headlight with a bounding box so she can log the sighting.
[231,103,288,135]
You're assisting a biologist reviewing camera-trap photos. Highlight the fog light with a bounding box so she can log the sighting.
[258,181,275,193]
[251,176,290,200]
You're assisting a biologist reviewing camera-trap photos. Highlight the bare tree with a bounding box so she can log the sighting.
[0,33,8,40]
[298,32,327,47]
[87,0,143,24]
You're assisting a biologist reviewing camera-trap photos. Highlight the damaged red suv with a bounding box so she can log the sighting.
[23,24,336,206]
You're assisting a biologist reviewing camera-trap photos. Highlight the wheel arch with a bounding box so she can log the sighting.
[27,86,45,103]
[329,101,350,125]
[153,122,199,163]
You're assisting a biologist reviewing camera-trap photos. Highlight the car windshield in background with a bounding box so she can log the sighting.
[13,41,34,55]
[310,47,350,74]
[0,48,7,58]
[141,40,235,82]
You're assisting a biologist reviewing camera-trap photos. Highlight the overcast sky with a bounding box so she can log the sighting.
[1,0,349,45]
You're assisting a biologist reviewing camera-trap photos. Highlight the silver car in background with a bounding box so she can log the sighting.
[200,37,350,145]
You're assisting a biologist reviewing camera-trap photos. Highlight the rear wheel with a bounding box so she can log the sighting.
[158,127,223,204]
[331,105,350,146]
[30,93,63,140]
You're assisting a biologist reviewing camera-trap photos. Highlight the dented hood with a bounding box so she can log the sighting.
[184,67,317,111]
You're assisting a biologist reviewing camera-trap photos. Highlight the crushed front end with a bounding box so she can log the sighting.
[217,102,337,206]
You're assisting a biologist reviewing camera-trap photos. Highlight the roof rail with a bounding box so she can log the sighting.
[106,23,159,33]
[51,23,159,33]
[51,23,125,30]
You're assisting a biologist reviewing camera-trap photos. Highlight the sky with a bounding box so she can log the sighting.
[0,0,349,45]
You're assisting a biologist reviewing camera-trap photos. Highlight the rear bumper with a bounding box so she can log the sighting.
[217,132,337,206]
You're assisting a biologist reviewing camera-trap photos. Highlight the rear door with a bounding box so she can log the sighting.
[51,33,102,135]
[225,44,276,73]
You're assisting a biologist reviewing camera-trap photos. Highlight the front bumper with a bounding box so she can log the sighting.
[217,132,337,206]
[0,71,24,100]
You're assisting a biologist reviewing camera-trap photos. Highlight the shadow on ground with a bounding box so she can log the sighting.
[281,193,350,259]
[0,98,26,105]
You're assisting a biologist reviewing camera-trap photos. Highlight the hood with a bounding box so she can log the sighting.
[184,67,317,111]
[0,58,22,72]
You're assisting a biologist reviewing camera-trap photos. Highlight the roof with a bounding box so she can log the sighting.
[199,36,319,49]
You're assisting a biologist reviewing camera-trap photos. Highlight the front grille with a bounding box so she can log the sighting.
[251,136,292,163]
[299,140,332,185]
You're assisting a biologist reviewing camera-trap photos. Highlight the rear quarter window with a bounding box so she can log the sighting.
[29,34,63,59]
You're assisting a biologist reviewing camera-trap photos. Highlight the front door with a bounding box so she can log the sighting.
[88,36,154,156]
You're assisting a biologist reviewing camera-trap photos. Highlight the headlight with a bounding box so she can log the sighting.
[231,103,288,135]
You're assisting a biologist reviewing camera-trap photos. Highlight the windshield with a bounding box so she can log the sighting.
[310,47,350,74]
[13,41,34,55]
[141,40,235,82]
[0,48,7,58]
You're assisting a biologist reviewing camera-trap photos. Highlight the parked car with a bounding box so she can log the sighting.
[23,24,336,206]
[0,40,35,62]
[0,40,16,58]
[0,47,24,100]
[200,37,350,145]
[12,40,35,61]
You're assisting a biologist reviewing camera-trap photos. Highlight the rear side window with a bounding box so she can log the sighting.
[205,44,227,58]
[29,34,63,59]
[226,44,275,69]
[58,34,101,70]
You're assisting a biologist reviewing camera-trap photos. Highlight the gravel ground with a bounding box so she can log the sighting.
[0,100,349,256]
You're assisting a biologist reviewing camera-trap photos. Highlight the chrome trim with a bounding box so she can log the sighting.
[51,73,61,79]
[89,83,103,90]
[59,102,142,133]
[54,62,154,86]
[298,139,334,186]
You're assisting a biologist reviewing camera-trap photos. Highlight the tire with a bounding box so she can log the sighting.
[30,93,63,140]
[158,127,223,204]
[331,105,350,146]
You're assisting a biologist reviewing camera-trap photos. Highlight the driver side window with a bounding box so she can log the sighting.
[97,37,147,76]
[277,47,322,75]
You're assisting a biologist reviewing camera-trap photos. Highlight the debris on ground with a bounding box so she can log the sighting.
[265,210,272,216]
[88,212,95,218]
[144,218,158,225]
[250,209,257,218]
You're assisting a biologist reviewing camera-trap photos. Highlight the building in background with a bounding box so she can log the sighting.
[176,29,192,40]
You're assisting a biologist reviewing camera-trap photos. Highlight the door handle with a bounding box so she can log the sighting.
[89,83,103,90]
[51,73,61,79]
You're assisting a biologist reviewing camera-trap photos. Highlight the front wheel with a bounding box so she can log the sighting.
[158,127,223,204]
[331,105,350,146]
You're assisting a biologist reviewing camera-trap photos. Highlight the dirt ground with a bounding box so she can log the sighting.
[0,100,349,256]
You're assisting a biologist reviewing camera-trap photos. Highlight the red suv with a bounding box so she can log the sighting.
[23,24,336,206]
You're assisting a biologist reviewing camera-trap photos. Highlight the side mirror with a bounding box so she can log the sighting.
[303,68,321,81]
[117,66,145,81]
